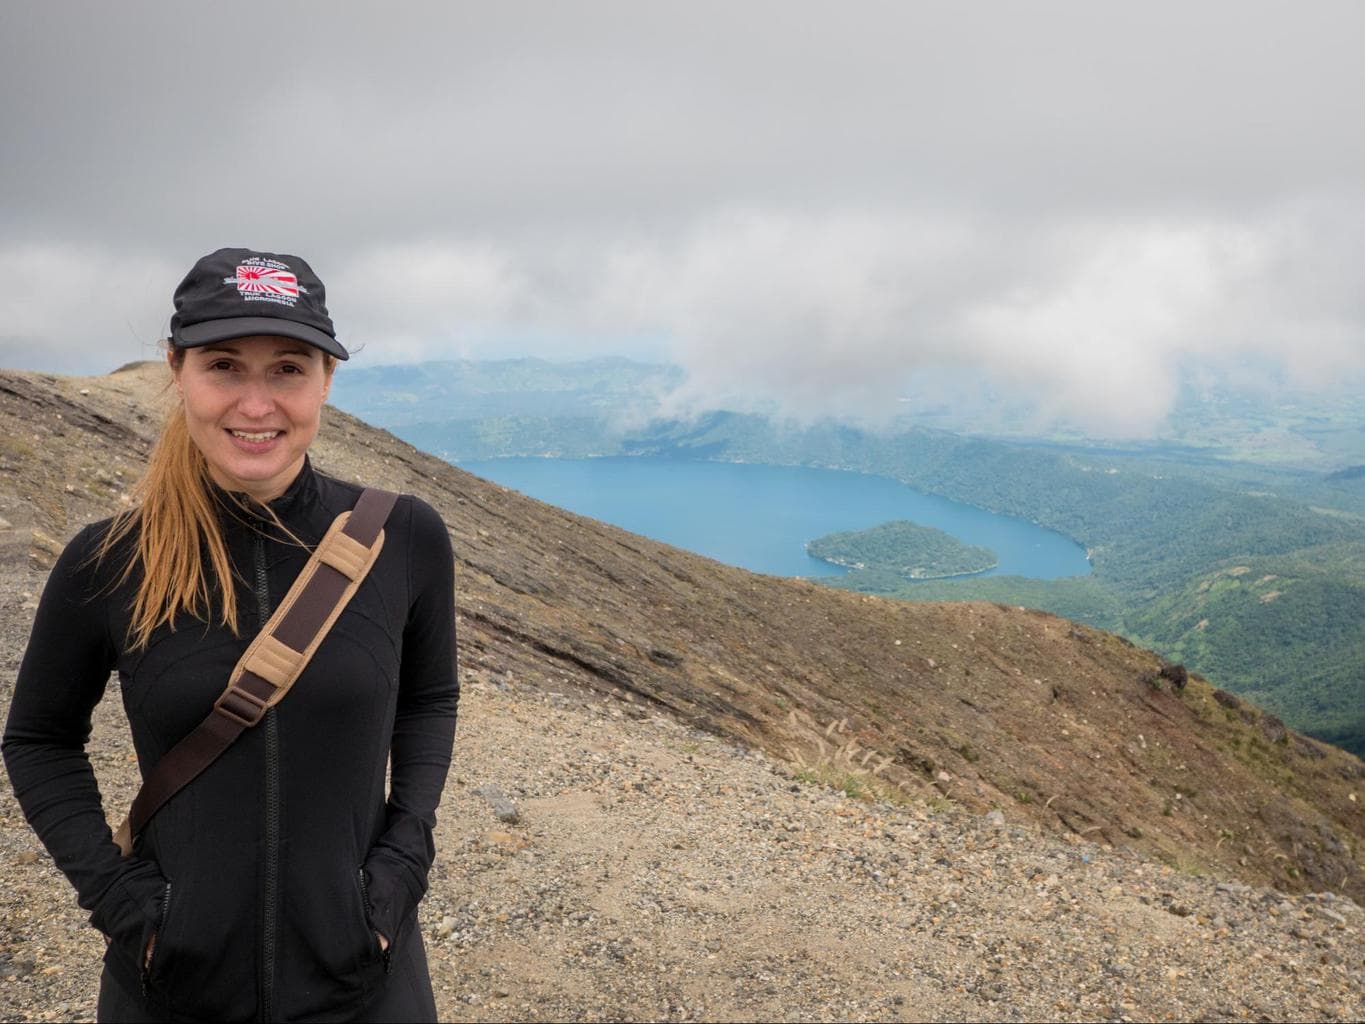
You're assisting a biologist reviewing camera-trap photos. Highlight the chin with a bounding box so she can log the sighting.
[210,451,306,498]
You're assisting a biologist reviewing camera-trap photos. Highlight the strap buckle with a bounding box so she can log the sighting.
[213,678,273,727]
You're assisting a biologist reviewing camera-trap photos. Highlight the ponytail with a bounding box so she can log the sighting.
[97,382,241,649]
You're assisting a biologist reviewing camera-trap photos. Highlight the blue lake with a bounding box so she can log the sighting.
[457,456,1091,581]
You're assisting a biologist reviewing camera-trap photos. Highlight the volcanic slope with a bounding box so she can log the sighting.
[0,361,1360,911]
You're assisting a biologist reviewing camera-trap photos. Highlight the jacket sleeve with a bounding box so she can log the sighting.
[362,496,458,944]
[2,524,168,956]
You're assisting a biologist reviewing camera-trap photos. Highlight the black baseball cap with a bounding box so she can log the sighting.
[169,247,349,360]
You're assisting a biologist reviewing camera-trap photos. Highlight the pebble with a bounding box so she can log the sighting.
[1315,906,1347,926]
[471,783,521,824]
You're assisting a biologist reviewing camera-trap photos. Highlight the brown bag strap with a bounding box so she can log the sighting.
[114,487,400,856]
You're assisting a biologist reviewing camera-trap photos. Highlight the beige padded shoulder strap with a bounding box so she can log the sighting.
[114,487,399,856]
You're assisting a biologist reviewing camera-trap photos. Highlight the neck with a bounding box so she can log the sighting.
[207,455,308,505]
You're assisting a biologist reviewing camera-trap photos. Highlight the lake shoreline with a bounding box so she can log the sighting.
[456,454,1092,581]
[804,550,1002,581]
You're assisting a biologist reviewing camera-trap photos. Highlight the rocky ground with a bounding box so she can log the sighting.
[1,660,1361,1022]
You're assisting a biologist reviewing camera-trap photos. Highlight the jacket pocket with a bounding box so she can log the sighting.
[136,864,259,1021]
[139,881,173,997]
[274,860,385,1016]
[358,866,392,973]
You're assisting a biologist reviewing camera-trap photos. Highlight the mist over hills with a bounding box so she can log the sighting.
[328,356,1365,469]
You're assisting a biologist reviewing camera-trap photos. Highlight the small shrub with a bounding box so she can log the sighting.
[838,774,866,800]
[1159,663,1189,691]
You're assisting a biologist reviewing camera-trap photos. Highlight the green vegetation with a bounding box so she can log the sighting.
[793,765,868,800]
[1123,543,1365,753]
[406,415,619,461]
[807,520,997,579]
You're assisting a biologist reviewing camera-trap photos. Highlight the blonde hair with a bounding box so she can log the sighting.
[97,346,335,650]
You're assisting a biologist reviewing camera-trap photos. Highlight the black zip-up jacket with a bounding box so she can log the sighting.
[3,460,458,1021]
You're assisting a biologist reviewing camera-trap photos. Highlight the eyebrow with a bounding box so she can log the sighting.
[197,343,316,358]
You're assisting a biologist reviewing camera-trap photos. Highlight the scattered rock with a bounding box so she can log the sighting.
[472,784,521,824]
[1315,906,1347,926]
[1260,715,1288,744]
[482,830,530,852]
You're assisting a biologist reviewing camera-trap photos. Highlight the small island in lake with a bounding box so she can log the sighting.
[807,520,998,579]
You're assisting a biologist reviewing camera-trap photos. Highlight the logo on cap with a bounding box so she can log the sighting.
[221,255,305,308]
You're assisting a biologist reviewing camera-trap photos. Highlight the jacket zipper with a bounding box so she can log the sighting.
[358,867,393,974]
[140,881,173,997]
[254,535,280,1022]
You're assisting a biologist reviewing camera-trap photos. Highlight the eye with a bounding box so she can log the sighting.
[208,359,236,372]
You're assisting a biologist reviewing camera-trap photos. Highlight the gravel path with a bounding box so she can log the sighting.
[3,653,1360,1022]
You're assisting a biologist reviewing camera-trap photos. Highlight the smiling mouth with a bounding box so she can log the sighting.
[228,429,282,442]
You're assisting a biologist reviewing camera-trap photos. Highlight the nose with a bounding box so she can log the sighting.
[236,376,276,419]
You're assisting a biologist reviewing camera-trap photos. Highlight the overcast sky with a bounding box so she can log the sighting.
[3,1,1363,436]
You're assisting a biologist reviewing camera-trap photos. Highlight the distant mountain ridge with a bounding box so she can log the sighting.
[0,362,1360,903]
[329,355,1365,468]
[329,356,682,430]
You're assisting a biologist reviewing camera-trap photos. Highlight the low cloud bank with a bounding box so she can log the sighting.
[605,203,1365,437]
[4,201,1362,438]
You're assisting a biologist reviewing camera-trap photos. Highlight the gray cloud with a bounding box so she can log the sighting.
[597,205,1365,435]
[2,2,1363,435]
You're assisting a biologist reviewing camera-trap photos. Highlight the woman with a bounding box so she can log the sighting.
[3,248,458,1022]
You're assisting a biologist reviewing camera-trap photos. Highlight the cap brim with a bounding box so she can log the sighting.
[174,317,349,360]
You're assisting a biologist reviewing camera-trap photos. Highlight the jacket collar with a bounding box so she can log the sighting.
[210,456,323,538]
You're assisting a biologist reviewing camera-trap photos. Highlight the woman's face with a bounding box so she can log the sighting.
[170,335,333,503]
